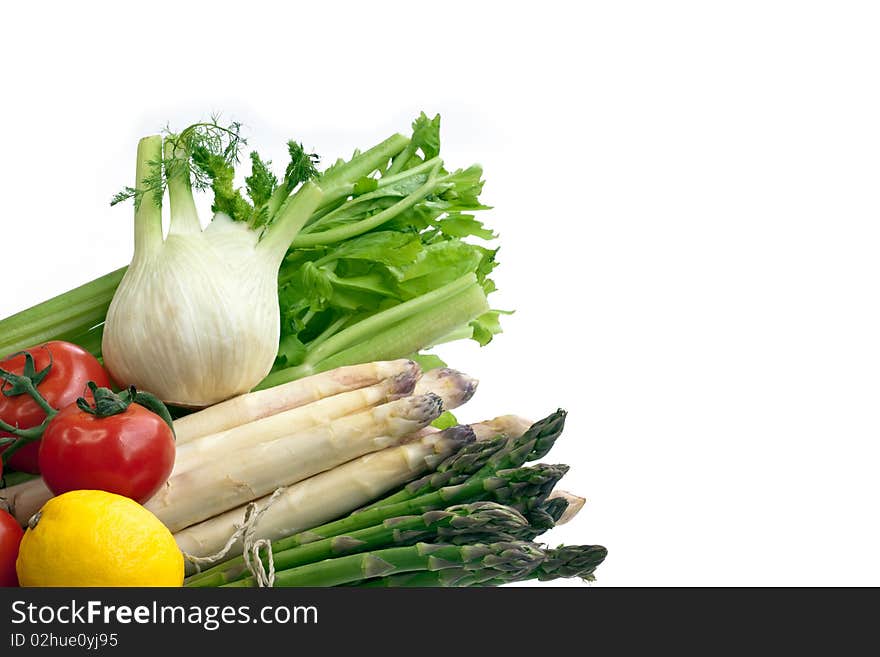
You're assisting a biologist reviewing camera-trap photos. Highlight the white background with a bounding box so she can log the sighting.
[2,1,879,586]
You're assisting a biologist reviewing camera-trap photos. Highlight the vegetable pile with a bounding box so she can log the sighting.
[0,114,606,588]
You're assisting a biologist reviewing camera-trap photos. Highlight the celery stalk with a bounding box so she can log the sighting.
[258,279,488,388]
[0,268,124,357]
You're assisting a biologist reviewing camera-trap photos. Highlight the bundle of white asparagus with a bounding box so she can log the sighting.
[1,359,556,570]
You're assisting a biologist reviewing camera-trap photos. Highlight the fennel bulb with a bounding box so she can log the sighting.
[103,132,322,407]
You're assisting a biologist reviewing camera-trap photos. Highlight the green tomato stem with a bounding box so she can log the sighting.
[0,419,50,465]
[20,378,57,418]
[0,353,64,464]
[0,397,55,466]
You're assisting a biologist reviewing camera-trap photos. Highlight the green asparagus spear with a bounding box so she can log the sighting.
[473,409,567,475]
[357,544,608,587]
[534,545,609,581]
[277,463,567,548]
[224,540,548,588]
[186,502,530,587]
[363,409,568,510]
[362,435,508,507]
[189,464,568,586]
[520,496,571,541]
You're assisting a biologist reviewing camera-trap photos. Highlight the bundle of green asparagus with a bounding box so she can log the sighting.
[185,409,607,588]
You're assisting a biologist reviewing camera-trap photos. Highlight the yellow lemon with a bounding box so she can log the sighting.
[16,490,183,587]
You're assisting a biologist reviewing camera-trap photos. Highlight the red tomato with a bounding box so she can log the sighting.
[38,402,175,504]
[0,509,23,587]
[0,341,110,473]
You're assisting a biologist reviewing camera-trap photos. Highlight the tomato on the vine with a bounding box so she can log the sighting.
[0,341,110,473]
[38,386,175,504]
[0,509,23,587]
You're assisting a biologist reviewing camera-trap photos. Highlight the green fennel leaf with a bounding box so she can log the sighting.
[245,152,278,208]
[282,141,320,192]
[190,144,253,223]
[245,151,279,228]
[173,119,247,193]
[110,186,140,207]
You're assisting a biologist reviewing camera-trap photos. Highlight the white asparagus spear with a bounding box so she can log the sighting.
[174,425,476,563]
[173,359,419,444]
[172,414,530,549]
[175,366,475,476]
[0,367,480,528]
[392,415,530,449]
[470,414,533,441]
[172,366,420,474]
[174,413,517,564]
[0,366,479,530]
[0,367,424,526]
[0,376,488,525]
[413,368,478,410]
[546,490,587,525]
[147,393,444,532]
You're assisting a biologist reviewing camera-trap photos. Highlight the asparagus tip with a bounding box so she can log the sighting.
[439,424,477,447]
[412,392,445,422]
[414,367,478,410]
[538,544,608,581]
[385,365,421,399]
[546,490,587,525]
[472,415,534,441]
[421,424,476,469]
